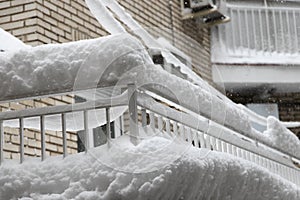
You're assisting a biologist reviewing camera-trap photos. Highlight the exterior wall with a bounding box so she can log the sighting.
[0,0,212,157]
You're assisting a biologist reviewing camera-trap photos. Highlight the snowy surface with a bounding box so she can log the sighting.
[0,28,30,53]
[0,34,152,101]
[1,134,299,200]
[264,116,300,158]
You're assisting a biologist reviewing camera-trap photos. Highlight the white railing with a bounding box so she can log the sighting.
[0,84,300,186]
[218,4,300,55]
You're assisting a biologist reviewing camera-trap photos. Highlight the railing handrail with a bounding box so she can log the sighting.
[0,91,128,121]
[137,91,300,169]
[227,3,300,11]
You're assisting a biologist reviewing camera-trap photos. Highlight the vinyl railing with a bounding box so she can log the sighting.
[0,84,299,186]
[218,4,300,55]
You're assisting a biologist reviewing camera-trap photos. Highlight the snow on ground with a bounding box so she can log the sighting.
[0,133,299,200]
[0,28,30,53]
[0,34,152,101]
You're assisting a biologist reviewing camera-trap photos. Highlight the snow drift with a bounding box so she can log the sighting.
[0,134,299,200]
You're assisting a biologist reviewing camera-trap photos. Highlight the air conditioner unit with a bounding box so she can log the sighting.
[181,0,217,20]
[181,0,230,26]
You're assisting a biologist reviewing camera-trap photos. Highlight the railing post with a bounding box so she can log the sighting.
[128,84,139,145]
[0,121,3,165]
[40,115,46,161]
[84,110,89,153]
[106,107,111,147]
[19,118,24,163]
[61,113,67,158]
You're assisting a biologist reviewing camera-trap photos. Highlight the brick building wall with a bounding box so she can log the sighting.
[0,0,212,158]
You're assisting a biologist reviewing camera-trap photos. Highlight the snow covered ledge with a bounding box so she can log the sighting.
[0,34,152,102]
[212,64,300,93]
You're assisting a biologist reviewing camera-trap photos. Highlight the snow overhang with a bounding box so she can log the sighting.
[212,64,300,93]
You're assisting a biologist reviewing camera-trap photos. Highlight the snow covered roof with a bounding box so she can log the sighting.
[1,135,299,199]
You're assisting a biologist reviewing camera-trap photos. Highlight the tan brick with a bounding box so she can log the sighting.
[12,26,37,36]
[25,3,36,11]
[45,29,58,40]
[24,147,37,156]
[37,4,50,15]
[1,6,23,16]
[4,151,11,159]
[11,0,35,6]
[12,10,36,21]
[5,127,19,135]
[0,1,10,9]
[11,135,20,144]
[24,129,35,139]
[46,143,58,152]
[11,153,20,160]
[43,0,57,12]
[1,21,24,30]
[49,136,62,145]
[51,11,64,22]
[0,15,10,24]
[4,143,19,153]
[25,18,37,26]
[67,141,77,148]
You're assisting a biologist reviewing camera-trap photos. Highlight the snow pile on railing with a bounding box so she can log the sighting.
[264,116,300,158]
[1,135,299,200]
[129,65,252,137]
[0,34,152,101]
[0,28,30,53]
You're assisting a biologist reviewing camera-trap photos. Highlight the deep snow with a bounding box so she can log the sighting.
[1,134,299,200]
[0,34,152,101]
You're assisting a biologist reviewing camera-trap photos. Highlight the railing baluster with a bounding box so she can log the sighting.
[205,134,211,150]
[166,119,171,135]
[141,108,147,127]
[258,9,264,51]
[199,132,206,148]
[106,107,111,140]
[0,121,3,165]
[210,136,217,151]
[40,115,46,161]
[244,9,250,50]
[83,110,89,152]
[286,10,292,54]
[272,10,278,52]
[158,116,163,132]
[252,9,257,51]
[128,84,138,145]
[61,113,67,158]
[195,131,200,148]
[293,10,298,53]
[230,8,236,53]
[150,112,155,130]
[173,122,178,136]
[19,118,24,163]
[265,9,271,52]
[237,8,243,49]
[279,10,285,52]
[222,141,227,153]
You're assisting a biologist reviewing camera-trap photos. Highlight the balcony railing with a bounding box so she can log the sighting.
[0,84,299,186]
[215,4,300,57]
